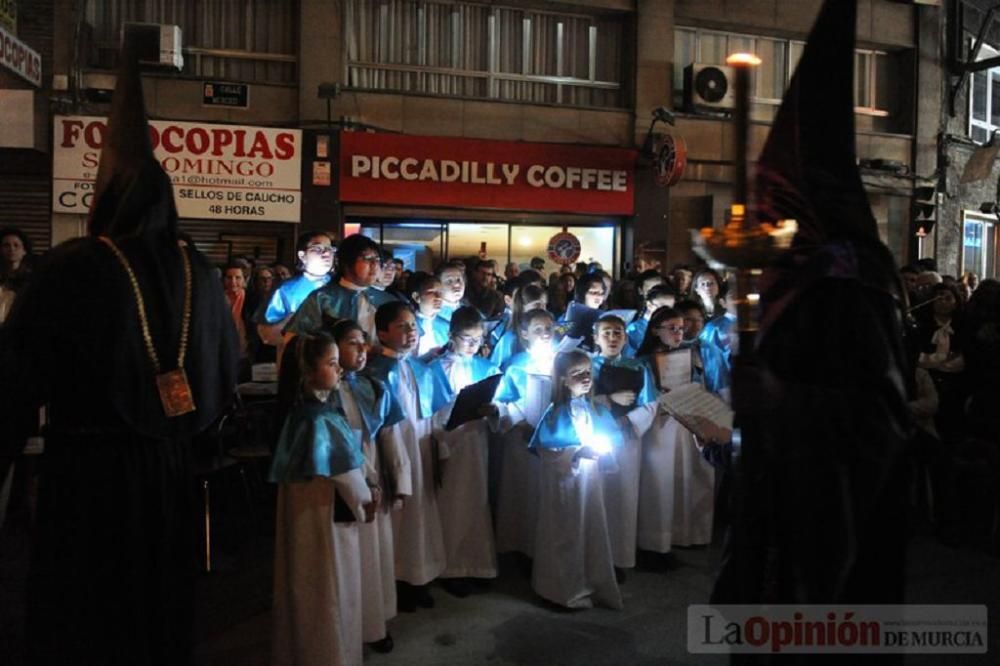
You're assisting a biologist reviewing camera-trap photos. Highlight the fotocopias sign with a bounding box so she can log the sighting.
[339,132,636,215]
[52,116,302,222]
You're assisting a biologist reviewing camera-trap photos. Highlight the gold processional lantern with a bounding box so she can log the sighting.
[690,52,797,335]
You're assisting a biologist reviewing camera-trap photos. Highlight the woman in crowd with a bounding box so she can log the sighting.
[691,268,726,318]
[0,227,32,290]
[223,262,253,379]
[0,227,33,323]
[916,282,966,442]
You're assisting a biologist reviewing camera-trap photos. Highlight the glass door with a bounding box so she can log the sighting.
[355,220,447,273]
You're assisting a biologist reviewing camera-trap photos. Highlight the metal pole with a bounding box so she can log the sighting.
[732,62,751,207]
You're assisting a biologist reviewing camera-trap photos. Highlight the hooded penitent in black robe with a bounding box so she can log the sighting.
[710,2,912,663]
[0,41,237,666]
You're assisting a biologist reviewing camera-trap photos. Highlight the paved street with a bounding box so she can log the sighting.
[187,492,1000,666]
[3,481,999,665]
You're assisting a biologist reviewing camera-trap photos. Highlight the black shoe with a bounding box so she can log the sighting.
[396,581,417,613]
[441,578,474,598]
[414,584,435,608]
[614,567,627,584]
[368,633,394,654]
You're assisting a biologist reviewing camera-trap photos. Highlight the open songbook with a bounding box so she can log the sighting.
[445,374,504,431]
[657,382,734,435]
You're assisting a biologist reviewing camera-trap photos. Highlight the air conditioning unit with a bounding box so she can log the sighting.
[121,23,183,70]
[684,63,736,111]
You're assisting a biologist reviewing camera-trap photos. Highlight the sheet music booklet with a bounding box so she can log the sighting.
[658,382,734,434]
[656,347,692,391]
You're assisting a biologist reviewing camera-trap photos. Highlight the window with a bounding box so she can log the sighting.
[85,0,297,84]
[345,0,627,109]
[962,213,998,278]
[968,43,1000,144]
[674,27,891,120]
[509,224,615,277]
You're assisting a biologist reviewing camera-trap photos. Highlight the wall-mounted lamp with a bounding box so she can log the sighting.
[318,83,341,128]
[640,106,677,159]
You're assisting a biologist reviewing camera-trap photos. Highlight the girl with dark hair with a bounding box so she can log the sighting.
[270,332,376,666]
[626,283,677,354]
[635,306,717,555]
[329,319,404,654]
[437,306,503,596]
[529,349,623,610]
[490,283,548,370]
[547,272,576,319]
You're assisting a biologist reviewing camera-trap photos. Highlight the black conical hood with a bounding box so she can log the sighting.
[87,33,176,241]
[754,0,877,244]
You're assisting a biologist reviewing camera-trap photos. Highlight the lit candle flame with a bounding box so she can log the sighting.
[591,434,612,456]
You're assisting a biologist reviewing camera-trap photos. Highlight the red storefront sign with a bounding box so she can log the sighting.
[339,132,636,215]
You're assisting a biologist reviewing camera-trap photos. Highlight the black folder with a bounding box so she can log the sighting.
[595,364,643,418]
[445,374,504,431]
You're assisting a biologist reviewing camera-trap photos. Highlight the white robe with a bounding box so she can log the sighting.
[495,370,551,558]
[385,359,448,585]
[271,470,370,666]
[339,382,397,642]
[602,401,657,568]
[532,447,622,610]
[638,412,715,551]
[438,356,498,578]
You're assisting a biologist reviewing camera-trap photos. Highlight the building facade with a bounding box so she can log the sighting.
[5,0,990,280]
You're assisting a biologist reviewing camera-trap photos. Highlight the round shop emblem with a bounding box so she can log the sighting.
[546,231,582,265]
[656,134,687,187]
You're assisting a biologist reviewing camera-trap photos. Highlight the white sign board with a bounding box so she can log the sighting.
[53,115,302,223]
[0,24,41,87]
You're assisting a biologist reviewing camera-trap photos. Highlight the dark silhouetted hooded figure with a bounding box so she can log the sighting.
[0,38,237,665]
[711,2,912,663]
